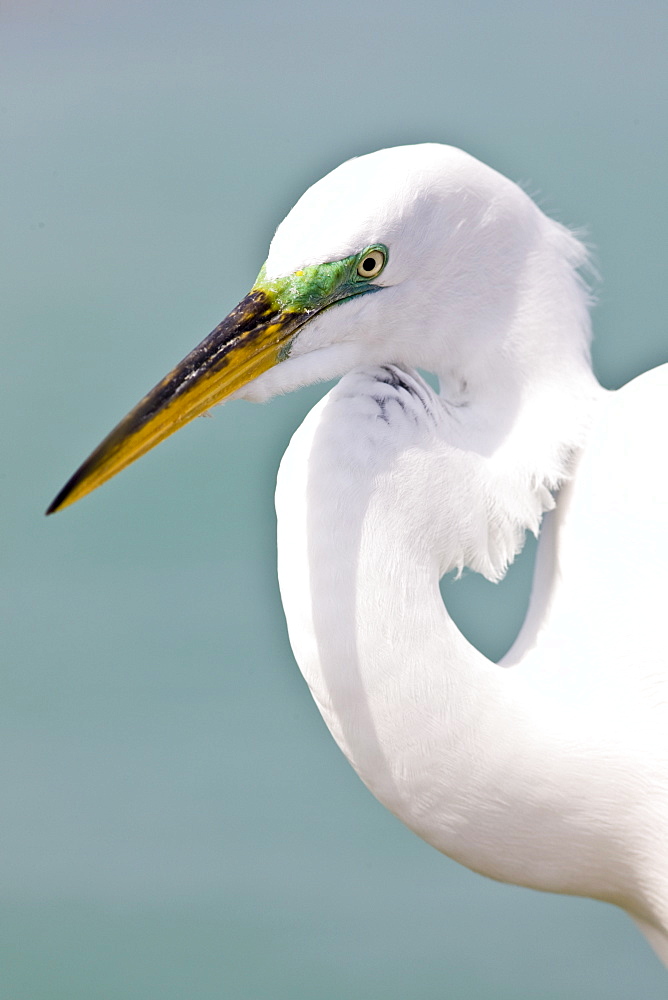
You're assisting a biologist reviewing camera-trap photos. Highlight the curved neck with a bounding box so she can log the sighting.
[276,372,662,931]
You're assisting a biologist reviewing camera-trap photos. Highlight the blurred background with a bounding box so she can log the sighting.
[2,1,667,997]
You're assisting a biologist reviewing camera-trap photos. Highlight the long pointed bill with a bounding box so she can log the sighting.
[46,289,318,514]
[47,245,387,515]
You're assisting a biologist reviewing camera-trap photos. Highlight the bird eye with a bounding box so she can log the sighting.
[356,248,386,279]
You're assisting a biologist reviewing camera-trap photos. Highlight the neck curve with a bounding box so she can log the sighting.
[275,364,664,938]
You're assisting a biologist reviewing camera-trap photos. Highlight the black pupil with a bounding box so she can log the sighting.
[362,255,377,272]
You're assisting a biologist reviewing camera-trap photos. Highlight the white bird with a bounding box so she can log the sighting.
[48,144,668,966]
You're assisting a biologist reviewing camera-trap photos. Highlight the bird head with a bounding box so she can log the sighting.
[47,143,587,514]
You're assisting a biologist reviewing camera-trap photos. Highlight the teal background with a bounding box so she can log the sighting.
[3,1,667,997]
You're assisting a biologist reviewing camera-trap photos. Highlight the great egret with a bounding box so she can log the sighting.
[48,144,668,966]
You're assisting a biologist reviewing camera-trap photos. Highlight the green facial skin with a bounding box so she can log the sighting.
[252,244,389,315]
[251,244,388,363]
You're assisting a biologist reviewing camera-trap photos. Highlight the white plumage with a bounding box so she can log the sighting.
[51,142,668,967]
[258,146,668,963]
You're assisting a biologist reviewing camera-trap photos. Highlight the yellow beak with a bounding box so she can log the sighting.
[46,289,315,514]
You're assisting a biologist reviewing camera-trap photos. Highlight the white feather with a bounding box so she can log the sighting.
[258,145,668,964]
